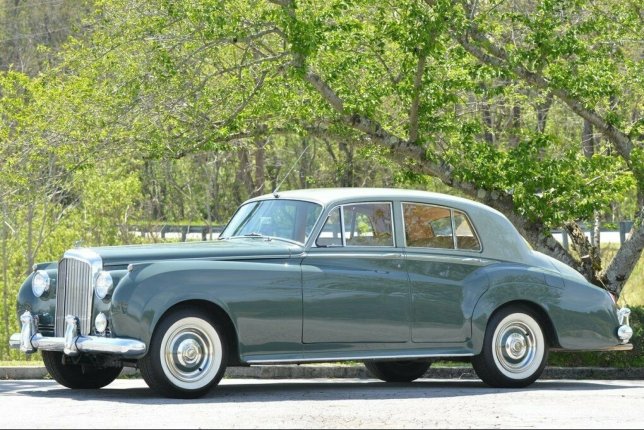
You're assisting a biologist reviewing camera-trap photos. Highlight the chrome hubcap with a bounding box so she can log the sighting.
[176,338,203,367]
[495,322,536,374]
[165,328,213,383]
[505,332,527,359]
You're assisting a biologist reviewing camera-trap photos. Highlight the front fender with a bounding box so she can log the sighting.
[16,263,58,333]
[110,258,302,358]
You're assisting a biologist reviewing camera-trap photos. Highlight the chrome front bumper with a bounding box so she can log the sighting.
[9,311,146,358]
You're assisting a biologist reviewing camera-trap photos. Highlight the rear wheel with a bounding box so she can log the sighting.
[364,360,431,382]
[140,308,228,398]
[42,351,122,389]
[472,305,548,388]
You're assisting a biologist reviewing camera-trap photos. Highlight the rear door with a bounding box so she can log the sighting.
[402,202,487,343]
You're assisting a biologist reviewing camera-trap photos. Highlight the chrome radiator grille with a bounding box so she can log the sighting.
[55,257,95,336]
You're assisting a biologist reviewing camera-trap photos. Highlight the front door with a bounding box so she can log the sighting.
[301,203,410,343]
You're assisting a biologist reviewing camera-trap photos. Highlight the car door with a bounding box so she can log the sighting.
[402,202,489,343]
[301,202,410,343]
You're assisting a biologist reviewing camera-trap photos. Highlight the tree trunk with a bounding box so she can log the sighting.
[600,208,644,296]
[339,141,355,187]
[536,94,553,133]
[581,119,601,251]
[26,201,34,274]
[481,101,495,144]
[253,138,266,197]
[582,119,595,158]
[509,104,521,147]
[1,201,10,360]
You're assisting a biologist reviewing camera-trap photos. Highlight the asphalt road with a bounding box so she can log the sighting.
[1,378,642,429]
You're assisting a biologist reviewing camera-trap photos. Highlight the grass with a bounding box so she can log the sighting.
[600,244,644,307]
[0,360,43,367]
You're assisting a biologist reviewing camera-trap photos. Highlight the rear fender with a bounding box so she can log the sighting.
[471,265,620,354]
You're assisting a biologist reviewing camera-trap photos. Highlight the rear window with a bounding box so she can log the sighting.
[403,203,480,251]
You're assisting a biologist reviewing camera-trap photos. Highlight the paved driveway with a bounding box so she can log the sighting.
[1,378,642,428]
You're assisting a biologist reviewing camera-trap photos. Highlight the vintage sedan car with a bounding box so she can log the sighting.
[10,188,633,398]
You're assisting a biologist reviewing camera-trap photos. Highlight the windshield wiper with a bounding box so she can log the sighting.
[224,233,303,246]
[224,232,270,240]
[243,232,265,238]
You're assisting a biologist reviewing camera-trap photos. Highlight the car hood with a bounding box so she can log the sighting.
[82,239,302,268]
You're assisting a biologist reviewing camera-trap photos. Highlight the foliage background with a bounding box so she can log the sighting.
[0,0,642,362]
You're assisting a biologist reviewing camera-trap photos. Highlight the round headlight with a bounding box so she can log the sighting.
[32,270,50,297]
[95,312,108,334]
[95,271,113,299]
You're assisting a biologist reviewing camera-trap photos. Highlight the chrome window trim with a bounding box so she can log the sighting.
[404,253,493,266]
[450,208,458,250]
[452,208,483,252]
[302,252,403,260]
[344,201,395,248]
[313,206,343,248]
[401,202,483,253]
[313,201,396,248]
[310,200,397,249]
[220,198,324,246]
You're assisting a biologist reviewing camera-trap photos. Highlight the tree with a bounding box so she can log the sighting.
[1,0,642,300]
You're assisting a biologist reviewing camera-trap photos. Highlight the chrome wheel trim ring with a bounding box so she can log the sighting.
[159,317,223,391]
[492,313,544,380]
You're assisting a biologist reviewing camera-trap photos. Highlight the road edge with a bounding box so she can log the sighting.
[2,365,644,380]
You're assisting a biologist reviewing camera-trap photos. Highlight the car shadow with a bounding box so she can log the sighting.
[11,378,641,405]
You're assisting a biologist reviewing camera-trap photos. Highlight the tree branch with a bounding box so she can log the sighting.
[436,0,635,164]
[564,221,602,281]
[409,52,427,143]
[271,0,597,285]
[600,208,644,296]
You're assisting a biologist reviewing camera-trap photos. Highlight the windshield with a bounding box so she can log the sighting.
[221,199,323,244]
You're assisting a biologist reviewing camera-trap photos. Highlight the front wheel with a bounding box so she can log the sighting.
[42,351,122,389]
[364,360,431,382]
[140,308,228,398]
[472,306,548,388]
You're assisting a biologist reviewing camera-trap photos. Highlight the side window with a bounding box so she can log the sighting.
[403,203,481,251]
[454,210,481,251]
[315,203,394,247]
[316,207,343,247]
[403,204,454,249]
[344,203,394,247]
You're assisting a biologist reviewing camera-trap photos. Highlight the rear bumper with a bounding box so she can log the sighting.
[617,307,633,343]
[598,343,633,352]
[9,311,146,358]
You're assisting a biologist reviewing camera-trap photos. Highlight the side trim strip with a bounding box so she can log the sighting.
[405,254,494,266]
[247,352,474,364]
[302,252,403,260]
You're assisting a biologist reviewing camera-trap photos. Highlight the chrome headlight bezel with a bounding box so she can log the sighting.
[95,271,113,300]
[32,270,50,298]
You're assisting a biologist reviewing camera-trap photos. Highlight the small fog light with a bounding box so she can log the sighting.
[95,312,108,334]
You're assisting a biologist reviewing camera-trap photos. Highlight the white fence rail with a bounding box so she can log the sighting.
[133,221,635,248]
